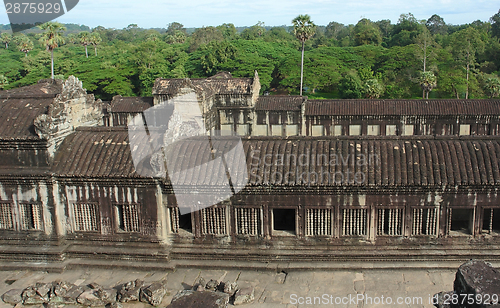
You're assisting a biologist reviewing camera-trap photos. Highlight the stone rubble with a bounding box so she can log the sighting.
[117,279,144,303]
[2,276,256,307]
[233,287,255,306]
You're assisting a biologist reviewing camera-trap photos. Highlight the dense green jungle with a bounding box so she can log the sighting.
[1,10,500,101]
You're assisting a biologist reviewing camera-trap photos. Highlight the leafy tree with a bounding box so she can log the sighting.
[426,14,448,36]
[375,19,393,38]
[1,33,11,49]
[353,18,382,46]
[419,71,437,98]
[437,49,468,98]
[325,21,344,39]
[263,27,294,43]
[217,23,237,40]
[390,13,423,47]
[166,22,186,36]
[484,75,500,98]
[0,74,8,89]
[78,31,91,58]
[414,27,437,72]
[199,41,237,75]
[38,21,66,79]
[241,21,266,40]
[90,32,102,56]
[292,14,316,96]
[338,71,363,98]
[491,10,500,38]
[449,27,485,98]
[189,26,223,52]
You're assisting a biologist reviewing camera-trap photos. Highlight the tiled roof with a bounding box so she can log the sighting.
[166,137,500,187]
[305,99,500,116]
[0,79,62,99]
[52,128,148,178]
[110,96,153,113]
[0,80,62,139]
[255,96,305,111]
[153,77,253,96]
[51,129,500,186]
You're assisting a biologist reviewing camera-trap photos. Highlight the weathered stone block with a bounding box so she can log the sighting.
[233,287,255,305]
[2,289,23,305]
[221,281,238,296]
[77,289,106,307]
[50,281,84,304]
[22,285,48,305]
[275,272,287,284]
[139,281,167,306]
[168,290,229,308]
[205,279,218,291]
[117,279,144,302]
[453,260,500,308]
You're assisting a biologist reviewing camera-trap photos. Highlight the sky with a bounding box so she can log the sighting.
[1,0,499,29]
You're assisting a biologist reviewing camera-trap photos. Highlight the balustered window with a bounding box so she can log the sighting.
[72,203,99,232]
[170,207,179,233]
[412,207,438,236]
[20,203,43,231]
[201,207,227,235]
[342,208,367,236]
[377,208,403,236]
[169,207,192,233]
[482,208,500,235]
[115,203,140,233]
[306,208,332,236]
[0,203,13,230]
[235,208,262,236]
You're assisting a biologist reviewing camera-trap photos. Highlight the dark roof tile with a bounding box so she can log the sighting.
[305,99,500,116]
[110,96,153,113]
[255,96,305,111]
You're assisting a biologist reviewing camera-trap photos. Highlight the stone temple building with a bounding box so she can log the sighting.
[1,72,500,268]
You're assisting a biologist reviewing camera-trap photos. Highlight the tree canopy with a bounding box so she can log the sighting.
[1,10,499,100]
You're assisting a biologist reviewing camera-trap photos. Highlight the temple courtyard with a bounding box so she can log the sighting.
[0,264,461,308]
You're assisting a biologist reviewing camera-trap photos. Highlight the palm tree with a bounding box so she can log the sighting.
[78,31,91,58]
[363,79,384,98]
[1,33,11,49]
[38,21,66,79]
[419,71,437,99]
[484,76,500,98]
[0,74,8,89]
[90,32,102,56]
[16,36,34,57]
[292,14,316,96]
